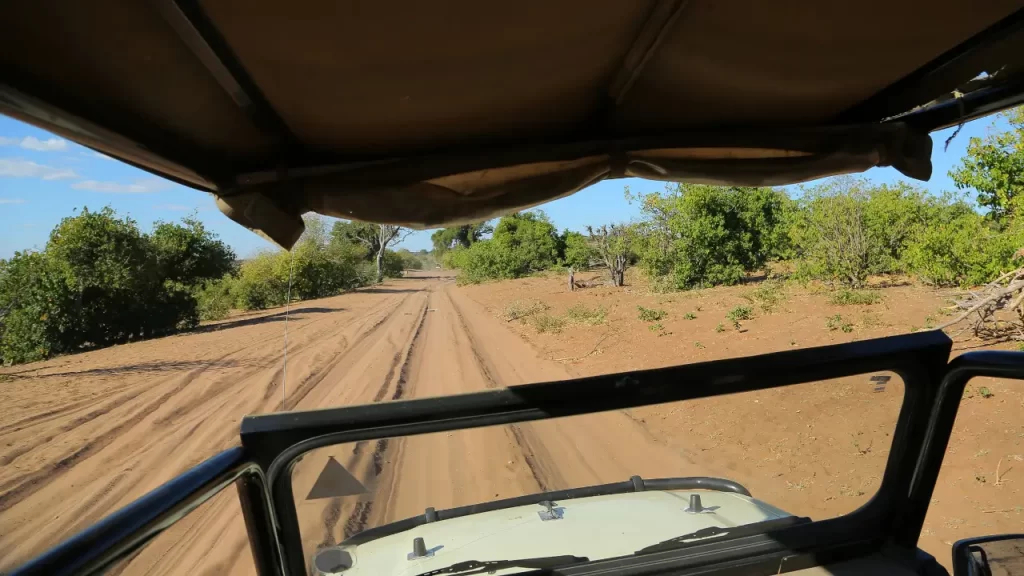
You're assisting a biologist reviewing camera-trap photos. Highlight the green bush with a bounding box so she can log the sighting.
[726,305,753,327]
[194,276,236,321]
[827,314,854,333]
[0,208,238,364]
[561,230,594,270]
[637,306,667,322]
[450,212,562,283]
[380,250,405,279]
[903,214,1024,287]
[395,249,424,270]
[792,178,976,287]
[633,184,792,289]
[233,251,291,310]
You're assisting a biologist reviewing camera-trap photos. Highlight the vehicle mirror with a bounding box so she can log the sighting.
[952,535,1024,576]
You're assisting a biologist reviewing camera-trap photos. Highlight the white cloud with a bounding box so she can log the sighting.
[71,178,168,194]
[0,198,26,204]
[0,136,69,151]
[153,203,193,211]
[0,158,78,180]
[20,136,68,152]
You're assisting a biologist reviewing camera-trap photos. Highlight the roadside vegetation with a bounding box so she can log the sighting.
[0,212,416,365]
[4,108,1023,365]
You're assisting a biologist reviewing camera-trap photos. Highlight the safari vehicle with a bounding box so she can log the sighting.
[4,1,1024,575]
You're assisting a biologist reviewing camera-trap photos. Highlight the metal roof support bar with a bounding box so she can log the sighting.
[841,7,1024,122]
[151,0,299,152]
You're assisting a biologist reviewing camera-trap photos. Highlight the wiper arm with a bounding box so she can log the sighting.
[635,516,811,555]
[413,555,589,576]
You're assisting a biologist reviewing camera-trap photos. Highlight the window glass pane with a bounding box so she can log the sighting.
[102,484,256,576]
[292,372,904,573]
[920,375,1024,572]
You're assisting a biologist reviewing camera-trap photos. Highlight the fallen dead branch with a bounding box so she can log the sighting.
[934,263,1024,341]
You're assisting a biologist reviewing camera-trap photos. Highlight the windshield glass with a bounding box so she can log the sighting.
[290,373,904,573]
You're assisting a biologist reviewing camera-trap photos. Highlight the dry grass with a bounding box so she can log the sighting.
[528,313,566,333]
[564,304,607,325]
[502,299,549,322]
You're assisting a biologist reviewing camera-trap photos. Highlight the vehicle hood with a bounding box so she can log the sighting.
[317,490,792,576]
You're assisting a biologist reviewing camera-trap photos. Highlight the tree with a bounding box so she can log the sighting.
[632,184,791,289]
[431,223,493,254]
[561,230,594,270]
[332,221,411,282]
[443,211,562,283]
[586,225,633,286]
[950,106,1024,223]
[150,214,235,286]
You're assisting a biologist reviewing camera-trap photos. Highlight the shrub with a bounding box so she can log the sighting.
[633,184,792,289]
[381,250,405,278]
[194,276,236,321]
[792,178,978,287]
[826,314,854,333]
[829,289,882,306]
[903,214,1024,287]
[565,304,607,325]
[450,212,562,283]
[561,231,594,270]
[726,305,753,328]
[637,306,667,322]
[233,251,291,310]
[746,280,786,312]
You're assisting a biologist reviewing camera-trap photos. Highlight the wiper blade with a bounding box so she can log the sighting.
[413,555,589,576]
[635,516,811,554]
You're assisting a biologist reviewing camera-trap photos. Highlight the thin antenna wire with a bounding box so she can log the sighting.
[281,250,295,407]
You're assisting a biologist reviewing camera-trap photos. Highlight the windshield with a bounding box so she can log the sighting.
[2,111,1024,576]
[287,373,903,573]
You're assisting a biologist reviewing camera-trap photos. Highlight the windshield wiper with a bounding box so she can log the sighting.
[635,516,811,555]
[413,555,589,576]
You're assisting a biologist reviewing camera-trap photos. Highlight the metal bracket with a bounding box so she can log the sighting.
[538,500,564,521]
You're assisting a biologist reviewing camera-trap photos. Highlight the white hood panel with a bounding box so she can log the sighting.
[322,490,792,576]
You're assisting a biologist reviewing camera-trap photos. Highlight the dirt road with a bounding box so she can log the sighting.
[0,272,913,574]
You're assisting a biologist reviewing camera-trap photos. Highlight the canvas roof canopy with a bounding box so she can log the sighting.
[3,0,1024,248]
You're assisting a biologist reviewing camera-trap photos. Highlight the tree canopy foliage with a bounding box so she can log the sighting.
[1,208,235,364]
[631,184,792,289]
[950,107,1024,222]
[431,223,492,254]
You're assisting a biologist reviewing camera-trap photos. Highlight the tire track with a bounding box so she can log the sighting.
[0,367,206,512]
[507,425,552,492]
[392,302,430,401]
[0,390,146,466]
[445,286,501,388]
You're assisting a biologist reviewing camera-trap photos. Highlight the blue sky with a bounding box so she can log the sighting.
[0,113,1008,259]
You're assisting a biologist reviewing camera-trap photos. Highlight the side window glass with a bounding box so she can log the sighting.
[920,374,1024,572]
[102,484,256,576]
